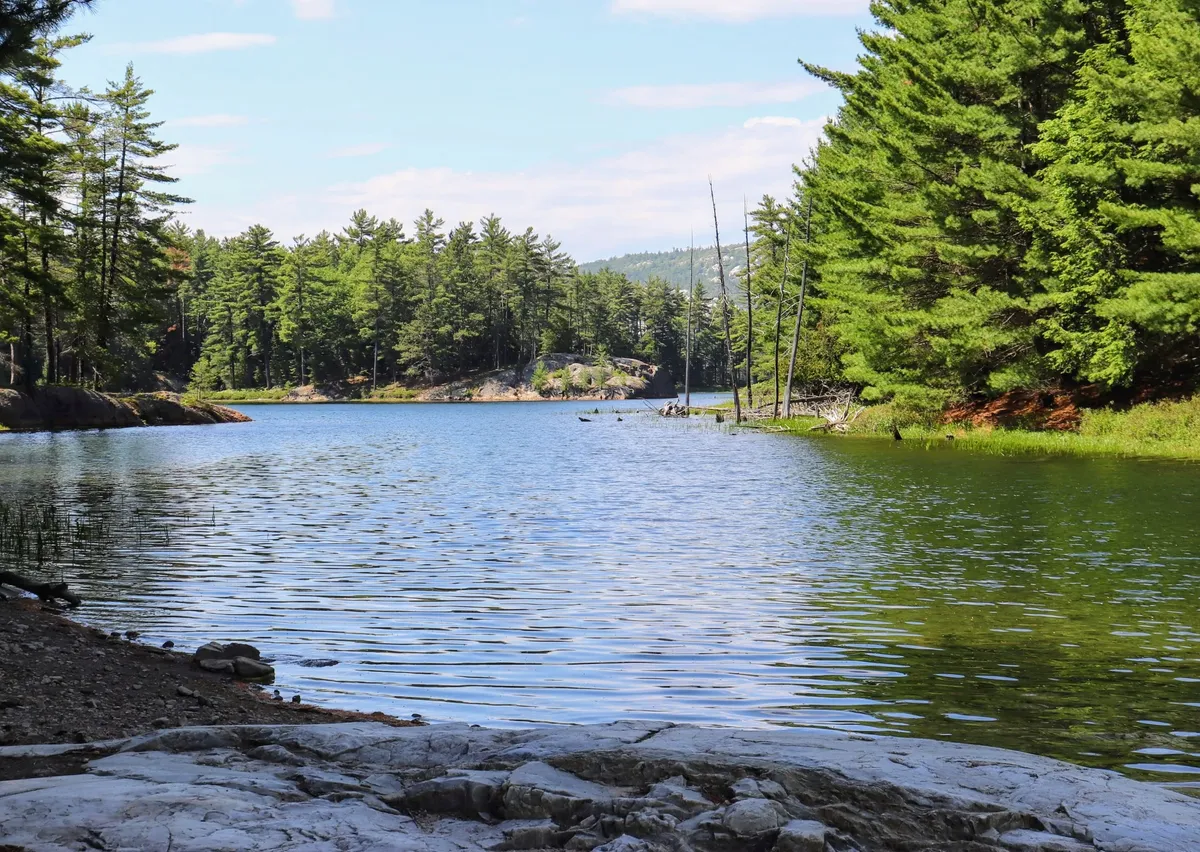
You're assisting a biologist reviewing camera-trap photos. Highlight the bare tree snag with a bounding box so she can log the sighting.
[709,179,743,425]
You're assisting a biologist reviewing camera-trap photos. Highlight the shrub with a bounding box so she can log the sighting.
[531,361,550,395]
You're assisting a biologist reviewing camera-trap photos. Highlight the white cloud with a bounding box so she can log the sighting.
[291,0,335,19]
[168,114,250,128]
[327,142,390,159]
[166,145,239,177]
[743,116,806,128]
[114,32,277,55]
[604,80,823,109]
[612,0,868,21]
[191,118,824,257]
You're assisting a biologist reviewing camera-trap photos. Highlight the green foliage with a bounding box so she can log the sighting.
[779,0,1200,403]
[775,395,1200,460]
[554,366,575,395]
[530,360,550,395]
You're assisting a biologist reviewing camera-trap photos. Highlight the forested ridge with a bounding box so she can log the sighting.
[754,0,1200,413]
[3,0,1200,412]
[0,2,735,395]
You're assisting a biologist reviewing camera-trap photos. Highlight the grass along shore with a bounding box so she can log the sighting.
[755,395,1200,462]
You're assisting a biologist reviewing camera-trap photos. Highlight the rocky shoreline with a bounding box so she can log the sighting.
[2,719,1199,851]
[0,387,250,433]
[0,599,416,766]
[4,601,1200,850]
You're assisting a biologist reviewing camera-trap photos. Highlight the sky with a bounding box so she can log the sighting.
[60,0,874,261]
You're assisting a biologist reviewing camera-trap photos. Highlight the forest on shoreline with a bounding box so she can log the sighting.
[2,0,1199,428]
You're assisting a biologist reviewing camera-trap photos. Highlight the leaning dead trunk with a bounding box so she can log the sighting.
[773,229,792,419]
[684,235,694,411]
[783,197,814,418]
[743,200,754,410]
[709,180,742,425]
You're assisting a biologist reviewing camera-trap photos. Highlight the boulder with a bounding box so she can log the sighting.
[233,657,275,682]
[774,820,827,852]
[225,642,262,661]
[722,798,790,838]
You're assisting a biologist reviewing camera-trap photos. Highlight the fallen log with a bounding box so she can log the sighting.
[0,570,82,608]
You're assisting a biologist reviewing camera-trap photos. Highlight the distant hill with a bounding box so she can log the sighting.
[579,246,746,293]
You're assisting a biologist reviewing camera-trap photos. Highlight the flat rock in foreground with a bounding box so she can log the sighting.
[0,721,1196,851]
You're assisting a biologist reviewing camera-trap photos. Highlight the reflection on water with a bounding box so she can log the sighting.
[2,398,1199,781]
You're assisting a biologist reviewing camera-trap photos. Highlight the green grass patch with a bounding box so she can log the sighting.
[197,388,292,402]
[368,385,420,400]
[764,396,1200,461]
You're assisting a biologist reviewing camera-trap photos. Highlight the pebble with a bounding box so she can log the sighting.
[178,686,195,698]
[291,695,301,704]
[124,631,140,640]
[162,641,174,650]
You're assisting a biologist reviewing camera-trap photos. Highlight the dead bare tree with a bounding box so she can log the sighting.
[684,233,694,412]
[743,199,754,410]
[773,227,792,419]
[709,179,742,424]
[809,390,864,433]
[783,196,814,419]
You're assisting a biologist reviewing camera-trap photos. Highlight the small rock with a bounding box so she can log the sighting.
[177,686,195,698]
[150,716,171,729]
[291,694,302,704]
[272,690,283,702]
[162,640,174,649]
[224,642,261,661]
[776,820,827,852]
[722,798,789,838]
[198,658,235,675]
[296,658,338,668]
[193,642,228,663]
[231,656,274,682]
[124,630,140,640]
[625,808,678,836]
[108,631,120,640]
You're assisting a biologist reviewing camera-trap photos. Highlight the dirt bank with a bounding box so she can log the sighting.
[0,388,250,433]
[0,598,416,773]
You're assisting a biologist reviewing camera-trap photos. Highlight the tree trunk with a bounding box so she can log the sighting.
[105,127,130,356]
[684,236,694,411]
[773,230,792,419]
[0,570,82,608]
[743,201,754,409]
[783,197,814,418]
[709,180,742,424]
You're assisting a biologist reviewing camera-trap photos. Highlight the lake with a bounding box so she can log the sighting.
[2,399,1199,783]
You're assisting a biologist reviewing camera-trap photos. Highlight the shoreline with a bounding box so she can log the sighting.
[0,597,418,765]
[755,415,1200,462]
[0,389,251,434]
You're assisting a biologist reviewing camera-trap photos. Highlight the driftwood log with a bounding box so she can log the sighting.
[0,570,82,608]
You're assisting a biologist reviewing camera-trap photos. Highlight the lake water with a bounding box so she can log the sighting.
[2,399,1199,783]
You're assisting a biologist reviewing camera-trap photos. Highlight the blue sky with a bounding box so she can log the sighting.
[61,0,873,260]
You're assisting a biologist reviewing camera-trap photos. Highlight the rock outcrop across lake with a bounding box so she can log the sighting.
[0,388,250,432]
[422,354,676,402]
[2,720,1197,851]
